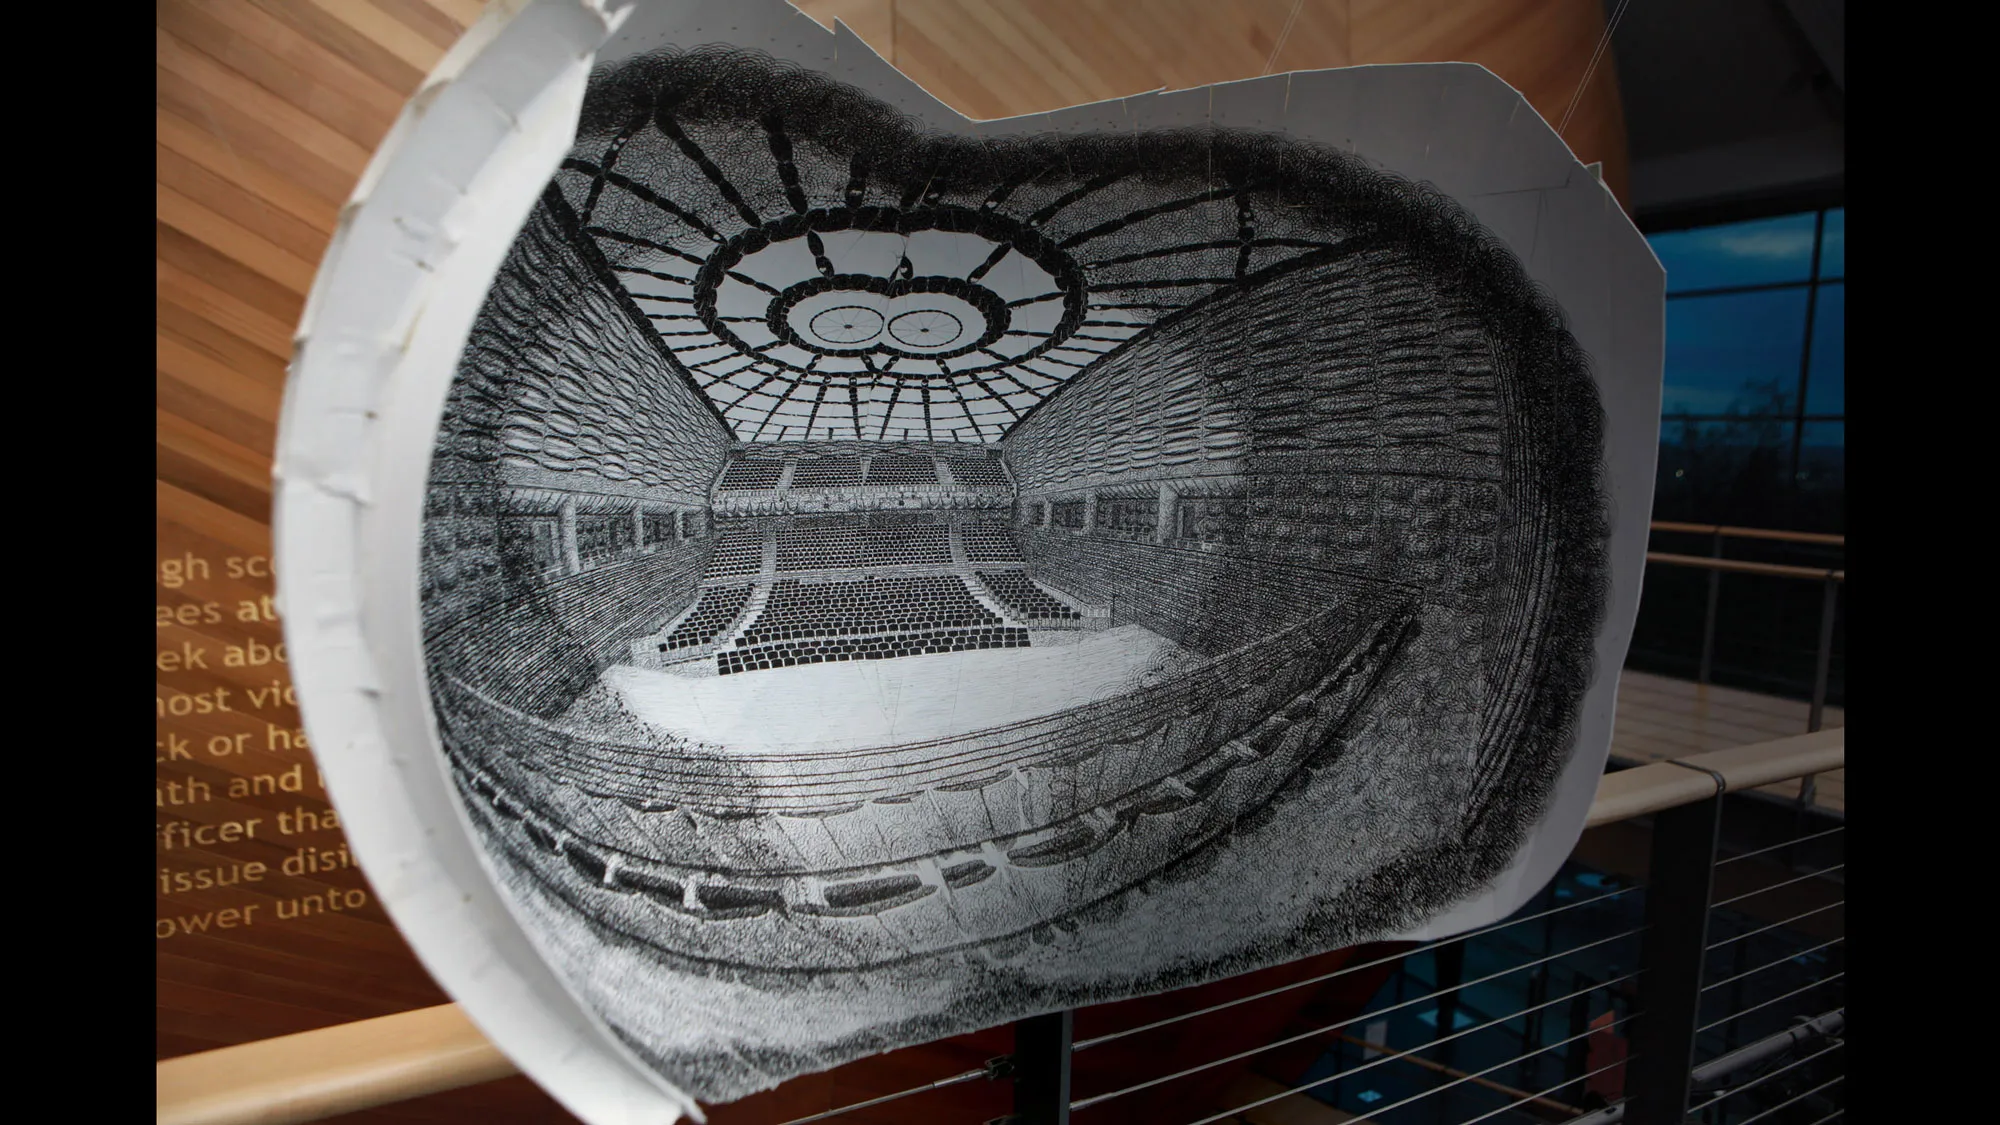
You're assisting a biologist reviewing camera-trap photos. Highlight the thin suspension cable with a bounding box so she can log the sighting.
[1702,938,1845,994]
[1558,0,1634,138]
[1074,885,1640,1052]
[1687,1040,1845,1114]
[1734,1074,1846,1125]
[769,1067,988,1125]
[1713,864,1845,908]
[1259,0,1307,76]
[1803,1109,1845,1125]
[1707,901,1844,951]
[1077,971,1636,1113]
[1698,972,1846,1034]
[1715,826,1845,867]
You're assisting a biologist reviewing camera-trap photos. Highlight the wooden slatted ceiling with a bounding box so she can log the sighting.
[156,2,1632,1121]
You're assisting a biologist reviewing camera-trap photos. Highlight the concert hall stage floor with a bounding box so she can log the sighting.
[601,624,1198,753]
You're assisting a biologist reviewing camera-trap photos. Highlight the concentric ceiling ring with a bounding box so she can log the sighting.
[691,205,1088,380]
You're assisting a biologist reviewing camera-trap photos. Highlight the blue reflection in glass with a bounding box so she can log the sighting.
[1662,289,1809,415]
[1818,208,1843,279]
[1648,212,1818,293]
[1805,282,1843,415]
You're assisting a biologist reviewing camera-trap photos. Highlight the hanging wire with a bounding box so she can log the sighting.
[1734,1074,1846,1125]
[1260,0,1308,76]
[1071,930,1641,1112]
[1119,972,1637,1122]
[1686,1040,1845,1114]
[1701,937,1844,994]
[1698,972,1845,1034]
[1074,885,1641,1052]
[768,1065,991,1125]
[1715,825,1845,868]
[1803,1109,1846,1124]
[1557,0,1635,137]
[1712,864,1845,908]
[1706,900,1844,951]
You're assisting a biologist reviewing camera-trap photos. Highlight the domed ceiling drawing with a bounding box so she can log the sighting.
[395,2,1662,1113]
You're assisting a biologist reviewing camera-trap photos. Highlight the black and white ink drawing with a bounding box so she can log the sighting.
[416,7,1651,1103]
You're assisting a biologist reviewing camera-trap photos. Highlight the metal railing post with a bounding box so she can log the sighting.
[1801,574,1839,810]
[1808,575,1838,734]
[1627,773,1724,1125]
[1698,529,1723,685]
[1011,1010,1072,1125]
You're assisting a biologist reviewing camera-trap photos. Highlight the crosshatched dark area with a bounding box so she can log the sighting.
[418,44,1615,1103]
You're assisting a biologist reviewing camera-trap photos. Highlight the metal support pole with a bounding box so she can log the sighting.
[1808,575,1838,733]
[1698,531,1723,684]
[1627,779,1724,1125]
[1801,574,1838,810]
[1434,940,1466,1074]
[1564,976,1595,1104]
[1012,1010,1072,1125]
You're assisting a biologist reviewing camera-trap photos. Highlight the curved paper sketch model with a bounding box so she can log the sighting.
[402,3,1657,1104]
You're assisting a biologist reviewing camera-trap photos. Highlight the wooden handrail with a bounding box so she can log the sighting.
[1649,521,1845,547]
[155,729,1845,1125]
[155,1004,515,1125]
[1644,551,1844,583]
[1585,728,1844,828]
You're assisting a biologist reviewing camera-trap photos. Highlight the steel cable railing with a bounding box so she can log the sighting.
[768,1065,997,1125]
[1072,886,1642,1053]
[1700,938,1844,996]
[155,728,1846,1125]
[1697,972,1844,1036]
[1142,973,1638,1123]
[1711,864,1846,908]
[1713,825,1844,868]
[1197,1014,1638,1125]
[1706,900,1844,951]
[1685,1039,1845,1115]
[1732,1073,1845,1125]
[1072,936,1643,1110]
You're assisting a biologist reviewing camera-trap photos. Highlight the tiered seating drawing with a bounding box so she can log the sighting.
[775,524,951,571]
[706,527,766,577]
[658,585,753,651]
[943,457,1009,487]
[960,521,1024,563]
[976,570,1082,620]
[737,575,1000,644]
[715,459,785,491]
[717,625,1031,675]
[718,574,1025,675]
[864,455,938,485]
[789,457,864,488]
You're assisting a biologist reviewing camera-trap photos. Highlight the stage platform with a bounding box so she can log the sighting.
[602,623,1199,754]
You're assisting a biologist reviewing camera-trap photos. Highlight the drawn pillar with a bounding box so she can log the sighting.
[1081,492,1097,534]
[1156,481,1178,544]
[558,498,581,575]
[633,507,647,554]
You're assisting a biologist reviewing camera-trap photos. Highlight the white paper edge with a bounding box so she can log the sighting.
[273,1,700,1121]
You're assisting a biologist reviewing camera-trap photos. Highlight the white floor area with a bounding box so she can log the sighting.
[601,625,1197,754]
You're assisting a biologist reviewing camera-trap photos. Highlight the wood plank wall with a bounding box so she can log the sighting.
[156,2,1629,1120]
